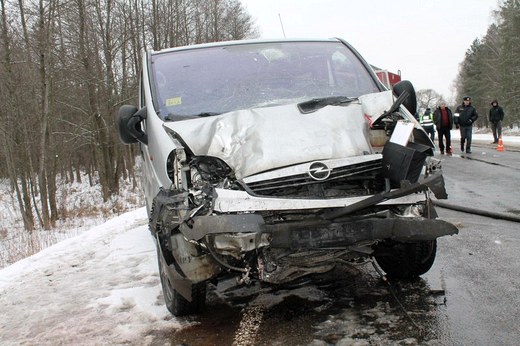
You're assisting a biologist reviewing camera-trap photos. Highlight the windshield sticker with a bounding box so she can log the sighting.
[166,97,182,106]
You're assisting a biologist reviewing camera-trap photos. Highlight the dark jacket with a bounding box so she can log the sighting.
[454,103,478,127]
[433,106,453,130]
[489,101,504,124]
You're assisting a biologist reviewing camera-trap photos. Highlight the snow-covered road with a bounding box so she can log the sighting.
[0,207,180,345]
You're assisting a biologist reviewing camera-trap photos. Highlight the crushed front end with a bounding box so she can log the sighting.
[119,38,459,316]
[151,113,458,298]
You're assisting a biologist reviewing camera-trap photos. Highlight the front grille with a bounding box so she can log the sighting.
[244,158,383,197]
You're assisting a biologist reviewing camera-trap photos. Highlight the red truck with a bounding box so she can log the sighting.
[373,66,401,89]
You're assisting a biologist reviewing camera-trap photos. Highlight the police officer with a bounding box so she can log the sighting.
[420,107,435,141]
[454,96,478,154]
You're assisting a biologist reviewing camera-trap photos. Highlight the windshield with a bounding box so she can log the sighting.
[150,41,381,120]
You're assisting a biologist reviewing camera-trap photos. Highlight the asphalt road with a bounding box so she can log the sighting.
[423,139,520,345]
[159,141,520,346]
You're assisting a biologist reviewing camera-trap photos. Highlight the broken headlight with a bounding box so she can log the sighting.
[188,157,237,207]
[190,157,233,187]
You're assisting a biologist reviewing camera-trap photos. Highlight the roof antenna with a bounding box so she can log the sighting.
[278,13,286,38]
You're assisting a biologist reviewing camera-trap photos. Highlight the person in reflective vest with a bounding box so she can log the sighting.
[420,108,435,141]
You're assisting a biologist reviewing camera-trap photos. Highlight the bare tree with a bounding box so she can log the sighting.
[0,0,35,231]
[416,89,445,114]
[0,0,259,231]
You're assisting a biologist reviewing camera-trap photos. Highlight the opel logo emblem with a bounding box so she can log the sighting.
[307,161,331,181]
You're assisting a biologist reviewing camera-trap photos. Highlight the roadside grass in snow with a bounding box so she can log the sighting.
[0,164,144,269]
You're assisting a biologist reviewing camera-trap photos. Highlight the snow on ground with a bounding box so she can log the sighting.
[451,128,520,146]
[0,206,426,346]
[0,207,181,345]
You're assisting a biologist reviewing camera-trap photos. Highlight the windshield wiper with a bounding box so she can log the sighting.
[194,111,221,117]
[297,96,357,114]
[165,111,221,121]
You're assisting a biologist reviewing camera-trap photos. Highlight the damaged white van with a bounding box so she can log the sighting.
[117,38,458,316]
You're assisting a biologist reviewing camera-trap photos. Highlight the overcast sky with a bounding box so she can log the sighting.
[242,0,499,103]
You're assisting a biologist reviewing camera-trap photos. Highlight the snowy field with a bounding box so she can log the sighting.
[0,167,145,268]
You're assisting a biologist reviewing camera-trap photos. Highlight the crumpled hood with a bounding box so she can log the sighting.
[164,91,395,180]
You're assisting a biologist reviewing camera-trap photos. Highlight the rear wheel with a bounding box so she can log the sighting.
[374,239,437,279]
[157,242,207,316]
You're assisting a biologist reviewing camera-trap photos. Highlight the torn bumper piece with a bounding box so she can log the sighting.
[266,218,458,249]
[180,214,458,250]
[322,170,448,220]
[156,237,196,302]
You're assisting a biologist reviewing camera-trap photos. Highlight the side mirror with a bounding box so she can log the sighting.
[392,80,417,115]
[117,105,148,145]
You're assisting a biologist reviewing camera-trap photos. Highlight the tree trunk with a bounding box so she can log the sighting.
[1,0,35,231]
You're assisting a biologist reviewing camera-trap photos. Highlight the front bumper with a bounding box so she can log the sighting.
[266,217,458,249]
[177,170,456,246]
[180,213,458,249]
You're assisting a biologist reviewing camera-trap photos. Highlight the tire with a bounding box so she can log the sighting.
[392,80,417,116]
[156,242,207,316]
[374,239,437,279]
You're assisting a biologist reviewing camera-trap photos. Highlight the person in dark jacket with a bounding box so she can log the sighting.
[454,96,478,154]
[489,99,505,144]
[433,102,454,155]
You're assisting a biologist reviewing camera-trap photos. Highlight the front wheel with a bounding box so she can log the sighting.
[374,240,437,279]
[157,243,207,316]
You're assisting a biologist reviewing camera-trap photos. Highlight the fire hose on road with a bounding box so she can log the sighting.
[432,199,520,223]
